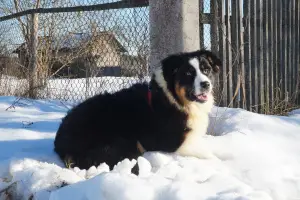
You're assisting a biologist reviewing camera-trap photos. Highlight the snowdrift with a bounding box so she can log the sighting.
[0,96,299,200]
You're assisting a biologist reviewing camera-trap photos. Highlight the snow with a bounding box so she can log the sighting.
[0,75,150,103]
[0,96,299,200]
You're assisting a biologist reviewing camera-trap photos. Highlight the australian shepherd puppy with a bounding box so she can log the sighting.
[54,49,222,172]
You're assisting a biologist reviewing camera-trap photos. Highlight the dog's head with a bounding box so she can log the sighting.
[154,50,221,107]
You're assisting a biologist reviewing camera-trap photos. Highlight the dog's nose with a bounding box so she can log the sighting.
[200,81,210,89]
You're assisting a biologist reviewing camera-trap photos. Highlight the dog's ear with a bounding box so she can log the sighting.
[161,54,184,80]
[197,50,222,73]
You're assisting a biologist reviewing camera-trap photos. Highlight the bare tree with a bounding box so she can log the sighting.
[0,0,97,98]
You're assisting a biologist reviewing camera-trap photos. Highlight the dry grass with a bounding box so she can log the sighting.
[259,86,300,116]
[213,72,300,117]
[262,99,300,116]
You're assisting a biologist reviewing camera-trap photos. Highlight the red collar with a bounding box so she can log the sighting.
[147,90,152,107]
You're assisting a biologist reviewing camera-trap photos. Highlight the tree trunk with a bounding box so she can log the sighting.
[28,13,39,98]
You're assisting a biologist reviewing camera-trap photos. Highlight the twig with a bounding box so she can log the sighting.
[5,97,23,111]
[22,121,34,128]
[5,84,46,111]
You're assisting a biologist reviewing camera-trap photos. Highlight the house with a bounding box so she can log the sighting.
[0,55,24,78]
[12,31,147,78]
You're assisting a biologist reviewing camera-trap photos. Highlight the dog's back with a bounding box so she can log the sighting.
[54,82,152,169]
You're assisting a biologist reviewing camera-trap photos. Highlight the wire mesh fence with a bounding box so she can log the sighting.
[199,0,212,50]
[1,0,299,112]
[0,0,150,103]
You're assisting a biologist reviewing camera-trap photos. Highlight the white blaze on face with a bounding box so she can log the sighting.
[188,58,212,94]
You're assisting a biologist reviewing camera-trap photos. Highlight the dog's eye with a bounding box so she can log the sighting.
[203,69,210,74]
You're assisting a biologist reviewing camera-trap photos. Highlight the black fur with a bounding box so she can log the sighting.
[54,49,221,172]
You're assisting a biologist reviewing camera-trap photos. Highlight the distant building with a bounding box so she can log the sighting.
[13,31,147,78]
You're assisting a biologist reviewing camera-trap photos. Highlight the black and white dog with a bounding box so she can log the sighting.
[54,49,222,172]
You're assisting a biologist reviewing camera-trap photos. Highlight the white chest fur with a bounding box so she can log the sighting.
[175,96,216,159]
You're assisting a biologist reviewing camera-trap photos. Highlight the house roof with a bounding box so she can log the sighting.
[13,31,127,53]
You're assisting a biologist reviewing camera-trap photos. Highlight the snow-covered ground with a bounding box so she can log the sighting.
[0,96,299,200]
[0,75,150,103]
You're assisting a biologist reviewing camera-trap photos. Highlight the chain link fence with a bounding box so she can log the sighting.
[0,0,150,103]
[199,0,212,50]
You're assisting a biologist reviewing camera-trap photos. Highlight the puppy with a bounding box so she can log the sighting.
[54,49,221,171]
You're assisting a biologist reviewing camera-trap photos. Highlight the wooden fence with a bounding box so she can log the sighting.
[200,0,300,113]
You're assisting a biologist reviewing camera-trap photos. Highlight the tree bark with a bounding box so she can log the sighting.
[28,12,39,98]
